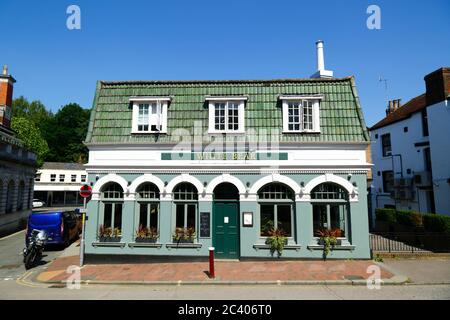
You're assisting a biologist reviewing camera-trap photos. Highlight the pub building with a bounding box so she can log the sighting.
[83,41,372,260]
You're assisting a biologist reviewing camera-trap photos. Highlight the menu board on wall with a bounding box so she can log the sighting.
[200,212,210,238]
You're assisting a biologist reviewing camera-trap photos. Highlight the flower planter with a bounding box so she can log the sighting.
[318,238,342,246]
[99,236,121,243]
[135,237,158,243]
[173,238,195,244]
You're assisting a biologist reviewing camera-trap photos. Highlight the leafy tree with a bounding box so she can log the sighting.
[44,103,90,163]
[12,96,53,132]
[11,117,49,167]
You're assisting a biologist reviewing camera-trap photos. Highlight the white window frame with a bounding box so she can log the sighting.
[130,97,171,134]
[280,95,322,133]
[206,97,247,134]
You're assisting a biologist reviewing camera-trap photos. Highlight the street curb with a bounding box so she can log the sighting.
[34,276,409,286]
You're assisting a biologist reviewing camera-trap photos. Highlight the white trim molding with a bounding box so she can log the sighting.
[128,174,165,194]
[165,174,204,195]
[129,96,172,102]
[205,174,247,195]
[91,173,128,200]
[205,96,248,101]
[248,174,301,195]
[302,173,358,202]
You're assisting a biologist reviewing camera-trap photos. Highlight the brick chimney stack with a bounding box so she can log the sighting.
[0,65,16,129]
[424,67,450,106]
[385,99,401,115]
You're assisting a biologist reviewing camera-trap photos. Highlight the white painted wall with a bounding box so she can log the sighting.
[86,144,370,171]
[427,99,450,215]
[370,100,450,217]
[34,168,87,192]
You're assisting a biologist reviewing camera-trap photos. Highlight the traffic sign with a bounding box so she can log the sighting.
[79,184,92,198]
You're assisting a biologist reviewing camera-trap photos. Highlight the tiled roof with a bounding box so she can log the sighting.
[369,94,427,130]
[85,77,369,144]
[42,162,85,170]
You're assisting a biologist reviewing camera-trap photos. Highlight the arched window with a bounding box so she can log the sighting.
[311,183,349,239]
[6,180,15,213]
[173,183,198,242]
[17,181,25,211]
[136,183,160,241]
[99,182,124,241]
[258,183,295,237]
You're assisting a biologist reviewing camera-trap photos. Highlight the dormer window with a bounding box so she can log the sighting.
[206,96,247,134]
[130,97,170,134]
[279,95,322,133]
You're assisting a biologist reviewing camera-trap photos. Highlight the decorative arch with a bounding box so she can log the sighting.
[128,174,165,194]
[92,174,128,194]
[205,174,246,195]
[249,174,301,194]
[303,174,355,197]
[165,174,204,194]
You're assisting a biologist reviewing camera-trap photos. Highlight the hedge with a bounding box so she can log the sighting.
[375,208,396,224]
[422,214,450,233]
[376,208,450,234]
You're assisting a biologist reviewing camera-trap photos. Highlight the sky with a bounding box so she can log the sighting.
[0,0,449,126]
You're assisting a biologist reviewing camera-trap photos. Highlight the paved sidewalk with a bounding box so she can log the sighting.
[382,257,450,284]
[35,255,398,285]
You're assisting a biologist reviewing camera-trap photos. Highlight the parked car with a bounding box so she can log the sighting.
[32,199,46,208]
[26,210,81,247]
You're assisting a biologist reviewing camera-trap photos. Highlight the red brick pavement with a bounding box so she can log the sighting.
[37,255,394,283]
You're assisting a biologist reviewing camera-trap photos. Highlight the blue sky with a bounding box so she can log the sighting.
[0,0,449,126]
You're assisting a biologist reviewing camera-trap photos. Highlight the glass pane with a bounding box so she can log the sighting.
[139,203,148,227]
[176,204,185,229]
[114,203,122,230]
[313,205,327,236]
[103,203,112,228]
[150,203,158,230]
[187,204,196,230]
[260,204,275,236]
[277,204,292,237]
[330,204,346,237]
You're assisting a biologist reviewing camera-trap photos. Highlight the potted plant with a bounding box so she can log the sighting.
[172,227,196,243]
[316,228,342,260]
[135,225,158,243]
[265,228,288,258]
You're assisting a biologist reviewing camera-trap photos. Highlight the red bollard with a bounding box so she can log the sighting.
[209,247,215,278]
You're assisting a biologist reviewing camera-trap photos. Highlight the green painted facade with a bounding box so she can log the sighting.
[84,172,370,259]
[84,76,371,260]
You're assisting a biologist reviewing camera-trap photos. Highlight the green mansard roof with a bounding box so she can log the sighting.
[85,77,369,145]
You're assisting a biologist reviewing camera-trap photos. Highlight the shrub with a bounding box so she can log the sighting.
[396,210,423,227]
[422,214,450,234]
[375,208,397,224]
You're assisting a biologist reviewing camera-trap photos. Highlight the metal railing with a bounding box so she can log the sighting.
[370,232,450,253]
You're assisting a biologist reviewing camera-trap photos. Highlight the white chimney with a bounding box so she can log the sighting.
[311,40,333,79]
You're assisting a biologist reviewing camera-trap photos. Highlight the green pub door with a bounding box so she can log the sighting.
[213,202,239,259]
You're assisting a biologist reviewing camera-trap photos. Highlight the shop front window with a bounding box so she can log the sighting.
[311,183,349,239]
[173,183,198,242]
[258,183,294,238]
[136,183,160,242]
[99,182,124,241]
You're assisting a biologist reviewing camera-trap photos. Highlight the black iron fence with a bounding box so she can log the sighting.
[370,232,450,253]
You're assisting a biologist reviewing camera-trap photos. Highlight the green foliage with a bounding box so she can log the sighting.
[265,228,287,258]
[422,214,450,233]
[374,254,384,262]
[11,117,49,167]
[12,97,91,164]
[316,229,341,260]
[396,210,423,227]
[375,208,397,224]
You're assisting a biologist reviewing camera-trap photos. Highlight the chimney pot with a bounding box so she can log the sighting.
[2,65,7,75]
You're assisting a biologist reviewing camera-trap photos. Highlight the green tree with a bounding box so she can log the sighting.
[12,96,53,132]
[44,103,90,163]
[11,117,49,167]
